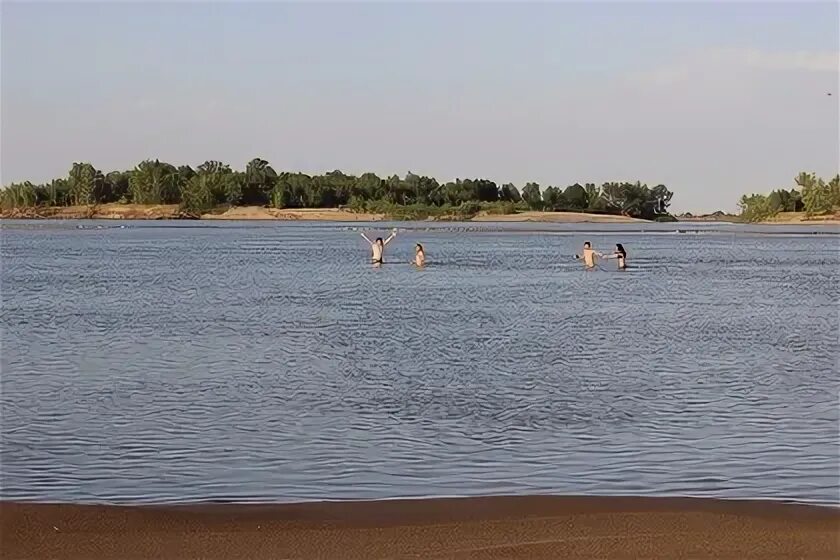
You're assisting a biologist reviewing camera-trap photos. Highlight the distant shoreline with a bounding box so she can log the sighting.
[679,211,840,225]
[3,204,839,225]
[1,495,837,559]
[0,204,651,224]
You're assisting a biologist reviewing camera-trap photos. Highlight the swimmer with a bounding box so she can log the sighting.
[575,241,604,269]
[602,243,627,270]
[361,228,397,264]
[414,243,426,267]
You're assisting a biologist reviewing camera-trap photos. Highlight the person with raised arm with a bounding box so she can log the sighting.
[361,228,397,264]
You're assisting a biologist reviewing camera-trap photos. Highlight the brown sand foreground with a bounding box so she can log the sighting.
[2,496,838,560]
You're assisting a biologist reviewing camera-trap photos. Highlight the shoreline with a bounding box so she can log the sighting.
[2,495,838,559]
[0,204,651,224]
[2,204,839,225]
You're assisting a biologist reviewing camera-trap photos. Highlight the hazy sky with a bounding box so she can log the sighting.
[2,1,838,213]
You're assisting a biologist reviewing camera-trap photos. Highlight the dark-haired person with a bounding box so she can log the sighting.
[414,243,426,267]
[575,241,603,269]
[361,229,397,264]
[603,243,628,270]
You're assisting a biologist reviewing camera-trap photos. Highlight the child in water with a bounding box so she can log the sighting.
[414,243,426,267]
[575,241,604,269]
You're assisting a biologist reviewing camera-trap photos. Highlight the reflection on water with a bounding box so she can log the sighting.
[1,220,838,505]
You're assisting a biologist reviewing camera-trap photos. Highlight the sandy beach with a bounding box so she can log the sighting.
[758,211,840,225]
[2,496,837,559]
[470,211,647,223]
[0,204,650,223]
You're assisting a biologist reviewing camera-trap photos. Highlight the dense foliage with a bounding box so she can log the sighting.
[1,158,674,219]
[739,172,840,222]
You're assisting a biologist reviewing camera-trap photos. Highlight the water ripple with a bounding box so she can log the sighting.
[1,222,838,506]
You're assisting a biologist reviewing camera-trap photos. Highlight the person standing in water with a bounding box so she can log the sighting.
[414,243,426,267]
[361,228,397,264]
[604,243,628,270]
[575,241,604,269]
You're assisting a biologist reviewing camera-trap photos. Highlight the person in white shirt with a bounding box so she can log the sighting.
[361,229,397,264]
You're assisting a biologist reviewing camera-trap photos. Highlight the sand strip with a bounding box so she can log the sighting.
[2,496,838,559]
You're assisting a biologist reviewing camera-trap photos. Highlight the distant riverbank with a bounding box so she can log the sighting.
[0,204,651,223]
[757,211,840,225]
[678,211,840,225]
[1,496,837,560]
[5,204,838,225]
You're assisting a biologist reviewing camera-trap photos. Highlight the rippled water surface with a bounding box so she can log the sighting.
[1,220,838,505]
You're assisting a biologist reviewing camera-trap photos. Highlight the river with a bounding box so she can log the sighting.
[1,219,838,505]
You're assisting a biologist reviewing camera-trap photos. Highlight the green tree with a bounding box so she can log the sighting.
[67,162,104,206]
[499,183,522,203]
[802,177,831,216]
[242,158,277,206]
[521,182,542,210]
[3,159,685,221]
[179,174,215,216]
[270,173,294,209]
[324,170,355,206]
[46,179,70,206]
[475,179,499,202]
[197,160,240,205]
[828,174,840,208]
[105,171,131,203]
[648,184,674,217]
[130,160,178,204]
[786,188,804,212]
[354,173,384,202]
[0,182,37,209]
[739,193,775,222]
[563,183,588,210]
[767,190,785,213]
[542,186,567,211]
[584,183,600,207]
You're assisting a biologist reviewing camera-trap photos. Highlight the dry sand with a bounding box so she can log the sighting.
[2,496,837,559]
[199,206,386,221]
[2,205,646,223]
[0,204,182,220]
[0,204,385,222]
[471,211,646,223]
[5,205,840,225]
[758,211,840,225]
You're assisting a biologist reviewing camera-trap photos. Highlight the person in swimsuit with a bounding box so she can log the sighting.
[575,241,603,269]
[414,243,426,267]
[606,243,627,270]
[361,229,397,264]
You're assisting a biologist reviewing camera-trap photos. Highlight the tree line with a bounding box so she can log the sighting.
[738,172,840,222]
[1,158,674,220]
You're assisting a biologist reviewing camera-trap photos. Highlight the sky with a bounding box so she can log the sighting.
[2,1,838,213]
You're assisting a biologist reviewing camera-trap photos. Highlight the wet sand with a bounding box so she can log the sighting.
[2,496,837,559]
